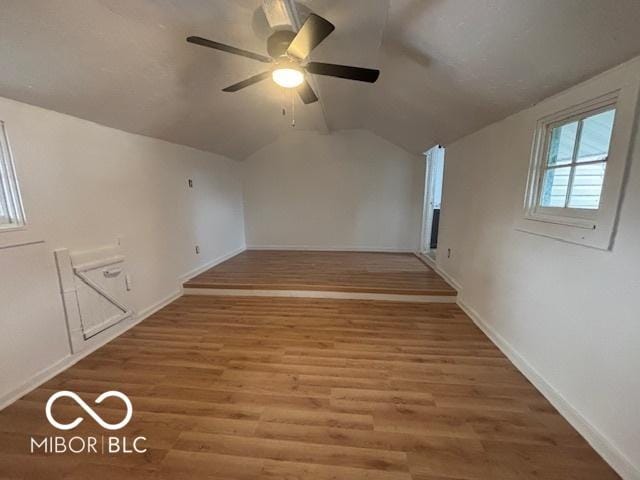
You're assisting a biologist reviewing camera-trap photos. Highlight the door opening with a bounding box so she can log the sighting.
[421,145,445,259]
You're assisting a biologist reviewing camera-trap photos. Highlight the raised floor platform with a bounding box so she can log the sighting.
[184,250,457,302]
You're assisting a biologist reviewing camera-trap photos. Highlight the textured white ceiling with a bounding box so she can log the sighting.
[1,0,640,159]
[365,0,640,153]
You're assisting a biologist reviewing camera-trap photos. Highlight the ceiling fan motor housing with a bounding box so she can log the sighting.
[186,9,378,105]
[267,30,297,58]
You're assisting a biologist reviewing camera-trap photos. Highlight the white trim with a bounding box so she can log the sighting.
[179,245,246,284]
[524,94,617,225]
[0,121,26,231]
[420,148,435,254]
[419,145,445,255]
[183,287,456,303]
[438,269,462,294]
[81,312,132,340]
[414,252,462,293]
[0,244,246,410]
[519,76,640,250]
[0,239,45,250]
[75,264,133,339]
[73,255,125,273]
[415,251,436,269]
[0,288,180,411]
[135,289,182,322]
[0,223,27,233]
[0,356,71,412]
[55,246,134,351]
[457,297,640,480]
[246,245,415,253]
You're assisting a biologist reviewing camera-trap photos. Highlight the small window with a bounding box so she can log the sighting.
[520,79,640,250]
[0,121,26,230]
[538,108,615,212]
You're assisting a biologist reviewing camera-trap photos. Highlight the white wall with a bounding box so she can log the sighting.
[437,58,640,479]
[242,129,423,251]
[0,96,245,406]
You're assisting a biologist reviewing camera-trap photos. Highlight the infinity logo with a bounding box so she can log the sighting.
[45,391,133,431]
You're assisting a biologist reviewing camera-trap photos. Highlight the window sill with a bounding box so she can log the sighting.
[0,223,42,251]
[515,216,610,251]
[523,212,596,230]
[0,222,27,234]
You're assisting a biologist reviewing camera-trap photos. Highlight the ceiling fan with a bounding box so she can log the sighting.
[186,13,380,104]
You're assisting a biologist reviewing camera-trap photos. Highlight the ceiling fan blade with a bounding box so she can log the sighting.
[286,13,335,60]
[306,62,380,83]
[222,72,271,92]
[297,80,318,104]
[187,36,272,63]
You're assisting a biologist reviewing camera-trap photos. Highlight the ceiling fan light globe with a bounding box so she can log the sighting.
[272,68,304,88]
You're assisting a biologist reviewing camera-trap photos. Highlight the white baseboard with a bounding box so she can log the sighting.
[136,289,182,321]
[457,298,640,480]
[179,245,245,284]
[184,287,457,303]
[435,266,462,293]
[0,244,250,410]
[0,356,72,411]
[414,252,463,293]
[415,251,437,269]
[246,245,415,253]
[0,287,181,411]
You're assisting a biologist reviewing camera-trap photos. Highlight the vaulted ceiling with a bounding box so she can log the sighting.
[2,0,640,159]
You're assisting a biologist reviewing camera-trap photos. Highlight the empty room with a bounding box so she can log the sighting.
[1,1,640,478]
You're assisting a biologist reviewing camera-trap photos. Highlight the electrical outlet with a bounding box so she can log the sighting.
[188,179,193,188]
[447,248,451,259]
[195,245,200,255]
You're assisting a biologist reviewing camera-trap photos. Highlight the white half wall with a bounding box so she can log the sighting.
[0,95,245,405]
[437,58,640,479]
[242,129,424,252]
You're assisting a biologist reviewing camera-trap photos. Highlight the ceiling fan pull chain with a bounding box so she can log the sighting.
[291,90,296,128]
[281,88,286,117]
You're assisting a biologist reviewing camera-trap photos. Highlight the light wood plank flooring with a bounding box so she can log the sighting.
[185,250,456,296]
[0,295,618,479]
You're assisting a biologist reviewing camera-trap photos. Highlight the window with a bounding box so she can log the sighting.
[539,108,614,211]
[520,78,640,250]
[0,121,26,230]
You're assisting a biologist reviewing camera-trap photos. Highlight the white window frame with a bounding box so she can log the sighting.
[0,121,26,232]
[420,145,444,256]
[535,103,614,221]
[520,79,640,250]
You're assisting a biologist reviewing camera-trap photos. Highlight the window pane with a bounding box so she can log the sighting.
[568,162,606,209]
[547,121,578,166]
[577,109,615,163]
[0,123,25,227]
[0,155,10,224]
[540,166,571,207]
[0,191,8,223]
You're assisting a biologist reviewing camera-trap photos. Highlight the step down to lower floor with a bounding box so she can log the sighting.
[182,286,457,303]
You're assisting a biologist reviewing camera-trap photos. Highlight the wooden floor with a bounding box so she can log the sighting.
[185,250,457,296]
[0,295,618,479]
